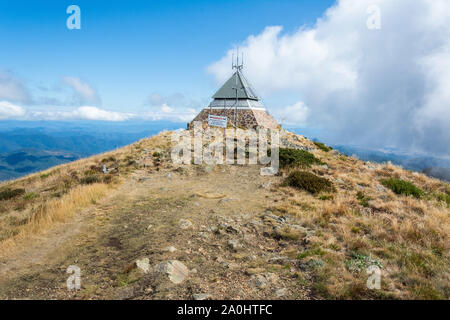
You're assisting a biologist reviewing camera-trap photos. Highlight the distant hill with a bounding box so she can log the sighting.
[331,144,450,173]
[0,121,183,156]
[0,149,79,181]
[0,120,185,181]
[287,128,450,176]
[422,167,450,182]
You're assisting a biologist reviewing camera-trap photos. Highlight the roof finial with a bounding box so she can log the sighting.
[232,47,243,71]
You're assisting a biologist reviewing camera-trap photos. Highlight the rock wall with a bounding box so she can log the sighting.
[188,108,279,130]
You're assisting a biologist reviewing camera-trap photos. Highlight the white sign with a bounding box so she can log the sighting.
[208,114,228,128]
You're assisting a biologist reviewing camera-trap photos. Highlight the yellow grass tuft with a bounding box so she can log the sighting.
[0,183,109,252]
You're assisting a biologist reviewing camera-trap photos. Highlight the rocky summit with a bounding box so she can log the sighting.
[0,128,448,300]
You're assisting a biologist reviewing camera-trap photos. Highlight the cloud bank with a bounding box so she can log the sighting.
[0,71,30,104]
[145,92,202,122]
[208,0,450,156]
[0,101,26,119]
[62,76,102,105]
[30,106,134,122]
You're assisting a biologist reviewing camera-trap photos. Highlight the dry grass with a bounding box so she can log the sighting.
[0,131,175,253]
[0,183,109,253]
[0,129,448,300]
[274,142,450,299]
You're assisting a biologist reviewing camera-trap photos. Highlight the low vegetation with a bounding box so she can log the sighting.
[0,129,448,300]
[285,171,334,194]
[313,141,332,152]
[436,193,450,207]
[381,178,424,198]
[0,134,170,250]
[356,191,371,207]
[0,188,25,201]
[278,148,324,169]
[272,139,449,299]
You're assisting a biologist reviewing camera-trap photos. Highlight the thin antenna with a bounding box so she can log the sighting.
[232,47,243,71]
[231,47,244,127]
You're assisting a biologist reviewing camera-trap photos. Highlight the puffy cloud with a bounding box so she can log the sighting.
[31,106,134,121]
[0,101,26,119]
[146,103,197,122]
[62,76,101,105]
[160,103,174,113]
[145,92,205,122]
[273,101,309,126]
[208,0,450,156]
[0,71,30,103]
[147,92,185,107]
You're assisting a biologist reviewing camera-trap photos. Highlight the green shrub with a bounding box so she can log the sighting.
[351,226,361,234]
[345,252,382,273]
[356,191,371,207]
[80,175,102,185]
[314,141,332,152]
[0,188,26,201]
[436,193,450,207]
[23,192,36,201]
[80,173,115,185]
[297,248,325,259]
[319,195,334,201]
[278,148,324,169]
[285,171,334,194]
[101,156,116,163]
[381,178,424,198]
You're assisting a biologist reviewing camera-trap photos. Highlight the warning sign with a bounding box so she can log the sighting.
[208,114,228,128]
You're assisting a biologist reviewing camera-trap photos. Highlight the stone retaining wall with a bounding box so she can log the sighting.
[188,108,279,130]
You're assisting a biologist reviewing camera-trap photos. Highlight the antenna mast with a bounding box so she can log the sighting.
[231,48,244,127]
[232,47,243,71]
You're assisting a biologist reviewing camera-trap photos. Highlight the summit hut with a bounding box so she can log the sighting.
[188,54,279,130]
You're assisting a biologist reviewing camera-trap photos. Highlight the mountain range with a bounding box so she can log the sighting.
[0,120,184,181]
[0,121,448,182]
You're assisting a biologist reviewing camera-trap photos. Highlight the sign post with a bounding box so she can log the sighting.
[208,114,228,128]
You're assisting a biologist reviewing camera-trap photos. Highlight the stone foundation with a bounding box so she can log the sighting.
[188,108,279,130]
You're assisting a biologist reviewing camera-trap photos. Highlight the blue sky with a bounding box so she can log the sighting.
[1,0,449,156]
[0,0,335,114]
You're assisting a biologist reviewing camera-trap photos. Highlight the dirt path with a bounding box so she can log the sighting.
[0,164,312,300]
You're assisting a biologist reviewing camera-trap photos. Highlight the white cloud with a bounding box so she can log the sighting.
[208,0,450,156]
[145,93,205,122]
[146,103,197,122]
[0,71,30,103]
[160,103,174,113]
[273,101,309,126]
[0,101,26,119]
[31,106,134,121]
[62,76,101,105]
[148,93,164,106]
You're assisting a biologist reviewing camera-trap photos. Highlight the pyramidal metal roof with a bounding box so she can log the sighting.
[212,70,259,100]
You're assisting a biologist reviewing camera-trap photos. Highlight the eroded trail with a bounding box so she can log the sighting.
[0,164,312,300]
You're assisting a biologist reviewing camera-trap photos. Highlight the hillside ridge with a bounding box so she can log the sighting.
[0,129,448,300]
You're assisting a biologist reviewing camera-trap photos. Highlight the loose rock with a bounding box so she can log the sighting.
[276,288,288,297]
[193,293,211,300]
[179,219,193,230]
[135,258,150,273]
[228,239,243,251]
[155,260,189,284]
